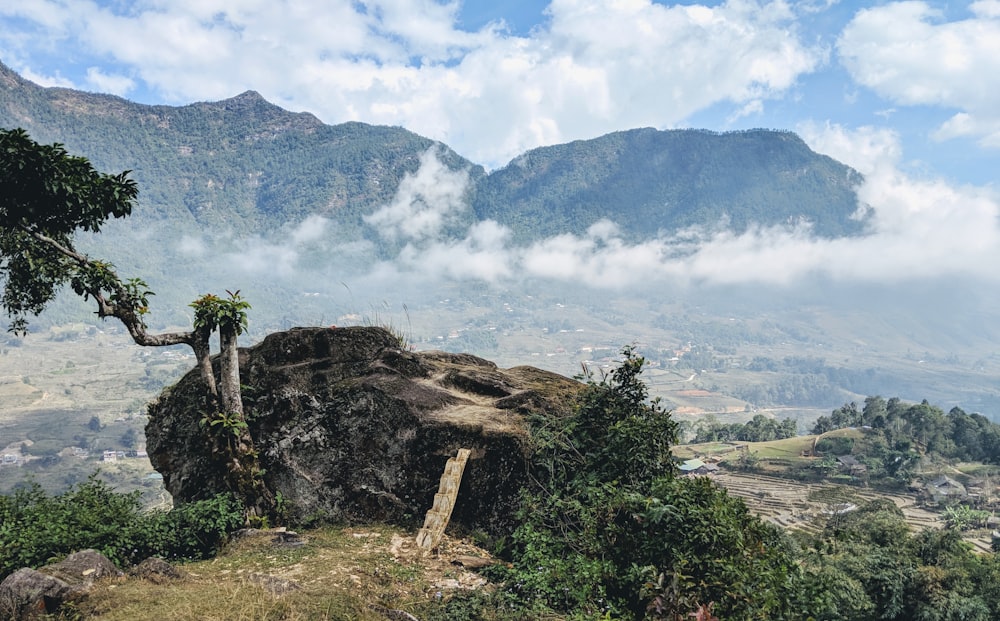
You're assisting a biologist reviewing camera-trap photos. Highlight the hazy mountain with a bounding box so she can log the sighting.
[473,127,864,242]
[0,61,476,240]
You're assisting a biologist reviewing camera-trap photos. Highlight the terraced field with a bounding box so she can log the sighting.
[711,471,994,553]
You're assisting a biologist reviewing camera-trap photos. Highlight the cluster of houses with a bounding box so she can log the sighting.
[0,446,149,467]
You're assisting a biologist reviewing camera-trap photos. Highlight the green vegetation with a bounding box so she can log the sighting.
[693,413,798,443]
[489,347,799,619]
[8,69,1000,618]
[0,475,243,580]
[811,397,1000,478]
[8,352,1000,620]
[1,129,271,517]
[474,128,863,243]
[796,499,1000,621]
[685,394,1000,487]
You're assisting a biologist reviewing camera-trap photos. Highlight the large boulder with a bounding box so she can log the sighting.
[146,326,580,534]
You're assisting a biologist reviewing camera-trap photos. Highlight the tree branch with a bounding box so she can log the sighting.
[21,225,195,348]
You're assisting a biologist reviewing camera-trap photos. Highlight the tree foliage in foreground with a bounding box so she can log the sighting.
[491,346,799,620]
[796,499,1000,620]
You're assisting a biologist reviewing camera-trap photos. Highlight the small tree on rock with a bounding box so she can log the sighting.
[0,128,271,516]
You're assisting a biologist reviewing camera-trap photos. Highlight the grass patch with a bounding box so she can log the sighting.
[954,462,1000,477]
[672,442,743,460]
[745,436,815,460]
[74,525,515,621]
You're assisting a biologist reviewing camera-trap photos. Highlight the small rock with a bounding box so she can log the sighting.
[0,550,121,620]
[272,530,306,547]
[0,568,81,620]
[41,549,122,586]
[128,557,185,584]
[450,555,496,570]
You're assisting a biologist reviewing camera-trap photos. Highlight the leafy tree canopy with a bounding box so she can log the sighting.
[0,127,138,333]
[0,128,269,516]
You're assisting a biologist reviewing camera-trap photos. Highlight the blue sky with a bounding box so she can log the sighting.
[2,1,1000,287]
[2,1,998,180]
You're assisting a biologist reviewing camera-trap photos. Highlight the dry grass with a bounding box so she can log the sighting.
[674,435,815,464]
[676,429,865,468]
[74,525,497,621]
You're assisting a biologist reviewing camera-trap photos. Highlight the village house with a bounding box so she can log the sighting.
[836,455,867,475]
[679,458,720,476]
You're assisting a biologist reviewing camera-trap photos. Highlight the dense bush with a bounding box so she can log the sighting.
[815,435,855,455]
[795,499,1000,620]
[0,475,244,579]
[491,346,800,620]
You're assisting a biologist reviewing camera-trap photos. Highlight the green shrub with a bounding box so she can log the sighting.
[0,475,244,579]
[815,436,855,455]
[494,347,800,620]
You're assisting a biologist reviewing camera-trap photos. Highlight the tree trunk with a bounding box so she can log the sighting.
[217,323,273,517]
[191,326,219,411]
[22,229,274,517]
[218,324,243,416]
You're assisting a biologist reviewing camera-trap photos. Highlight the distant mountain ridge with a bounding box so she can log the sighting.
[474,127,863,241]
[0,60,863,247]
[0,61,468,242]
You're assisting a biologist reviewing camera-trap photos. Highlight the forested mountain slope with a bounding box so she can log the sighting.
[472,127,864,241]
[0,61,475,243]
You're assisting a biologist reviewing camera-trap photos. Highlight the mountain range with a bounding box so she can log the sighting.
[0,60,862,244]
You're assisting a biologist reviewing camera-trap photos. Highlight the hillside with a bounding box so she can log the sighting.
[73,525,500,621]
[473,127,864,241]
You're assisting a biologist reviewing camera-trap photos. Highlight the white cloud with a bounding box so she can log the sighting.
[224,239,301,277]
[84,66,134,96]
[396,220,514,281]
[178,213,337,277]
[177,235,207,257]
[838,1,1000,147]
[796,121,901,176]
[1,0,820,167]
[289,214,329,245]
[16,67,74,89]
[364,147,471,241]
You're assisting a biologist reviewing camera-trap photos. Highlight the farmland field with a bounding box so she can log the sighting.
[707,471,994,553]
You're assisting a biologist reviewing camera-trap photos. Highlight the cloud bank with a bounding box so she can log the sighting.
[313,140,1000,290]
[7,1,999,295]
[838,1,1000,147]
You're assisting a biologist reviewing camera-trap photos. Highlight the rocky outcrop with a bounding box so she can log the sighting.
[145,326,581,535]
[0,550,122,620]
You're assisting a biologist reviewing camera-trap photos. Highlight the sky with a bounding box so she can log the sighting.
[2,0,1000,289]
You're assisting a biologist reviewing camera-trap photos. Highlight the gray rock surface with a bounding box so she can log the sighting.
[0,550,121,620]
[146,326,580,534]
